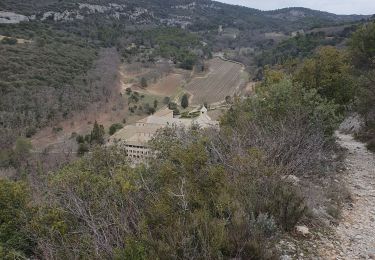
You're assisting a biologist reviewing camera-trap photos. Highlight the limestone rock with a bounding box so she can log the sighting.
[296,225,310,236]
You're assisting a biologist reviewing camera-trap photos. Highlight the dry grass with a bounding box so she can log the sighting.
[146,73,184,96]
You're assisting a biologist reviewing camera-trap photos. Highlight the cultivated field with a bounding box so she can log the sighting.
[185,58,245,105]
[119,63,188,98]
[146,73,185,96]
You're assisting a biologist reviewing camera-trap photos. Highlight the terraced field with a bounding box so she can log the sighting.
[186,58,245,105]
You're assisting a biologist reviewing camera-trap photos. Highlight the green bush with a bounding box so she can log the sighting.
[76,135,85,144]
[140,77,147,88]
[168,102,177,110]
[294,46,354,107]
[109,123,124,136]
[77,143,89,156]
[163,96,170,105]
[266,183,307,231]
[0,180,35,258]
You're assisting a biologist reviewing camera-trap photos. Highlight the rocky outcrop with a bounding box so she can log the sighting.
[0,11,29,24]
[41,11,83,22]
[339,113,364,134]
[1,3,155,24]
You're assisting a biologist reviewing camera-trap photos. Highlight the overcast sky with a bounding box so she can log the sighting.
[216,0,375,15]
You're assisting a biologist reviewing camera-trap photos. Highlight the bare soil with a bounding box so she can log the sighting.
[185,58,246,105]
[146,73,184,96]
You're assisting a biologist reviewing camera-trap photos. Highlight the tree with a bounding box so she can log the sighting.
[163,96,170,105]
[11,137,32,168]
[153,99,158,109]
[0,180,35,259]
[294,46,354,106]
[349,22,375,70]
[348,22,375,150]
[109,123,123,136]
[77,143,89,156]
[76,135,85,144]
[140,77,148,88]
[179,54,197,70]
[91,121,105,145]
[144,103,155,115]
[181,94,189,109]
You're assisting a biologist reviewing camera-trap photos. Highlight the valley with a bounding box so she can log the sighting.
[29,55,245,155]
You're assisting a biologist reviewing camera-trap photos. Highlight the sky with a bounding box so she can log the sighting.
[216,0,375,15]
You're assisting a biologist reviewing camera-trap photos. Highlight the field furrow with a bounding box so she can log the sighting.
[186,58,244,105]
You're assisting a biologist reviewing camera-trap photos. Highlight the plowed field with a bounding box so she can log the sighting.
[186,58,245,105]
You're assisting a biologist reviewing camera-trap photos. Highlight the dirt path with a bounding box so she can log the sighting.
[321,132,375,259]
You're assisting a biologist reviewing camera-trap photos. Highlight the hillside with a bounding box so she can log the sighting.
[0,0,369,31]
[265,7,368,23]
[0,1,371,150]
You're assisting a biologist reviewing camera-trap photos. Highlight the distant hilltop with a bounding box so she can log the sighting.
[0,1,370,31]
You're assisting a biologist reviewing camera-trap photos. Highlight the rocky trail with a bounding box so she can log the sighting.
[320,132,375,259]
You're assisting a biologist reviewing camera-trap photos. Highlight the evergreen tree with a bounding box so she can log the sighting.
[140,77,148,88]
[181,94,189,109]
[91,121,105,145]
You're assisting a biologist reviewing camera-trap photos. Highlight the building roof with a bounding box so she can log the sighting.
[110,108,218,147]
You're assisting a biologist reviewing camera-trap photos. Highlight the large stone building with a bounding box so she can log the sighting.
[111,107,218,160]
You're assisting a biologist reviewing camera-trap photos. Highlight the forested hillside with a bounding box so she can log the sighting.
[0,22,206,149]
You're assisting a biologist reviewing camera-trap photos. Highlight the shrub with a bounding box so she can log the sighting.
[77,143,89,156]
[109,123,124,136]
[294,46,354,107]
[25,127,37,138]
[0,180,35,258]
[163,96,170,105]
[140,77,147,88]
[267,183,307,231]
[168,102,177,110]
[52,127,63,133]
[90,121,105,145]
[76,135,85,144]
[173,108,180,116]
